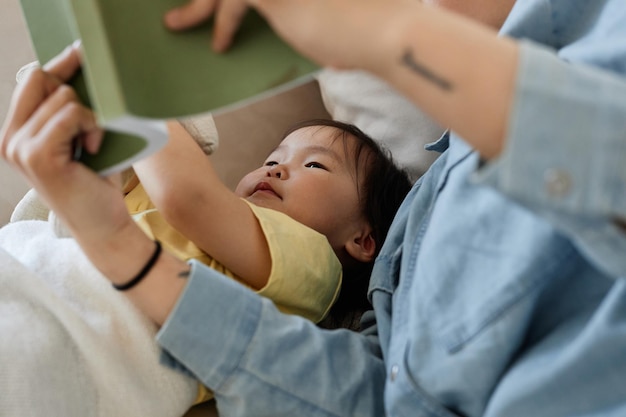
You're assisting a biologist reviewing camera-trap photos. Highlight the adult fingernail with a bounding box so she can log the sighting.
[212,38,230,53]
[165,10,180,26]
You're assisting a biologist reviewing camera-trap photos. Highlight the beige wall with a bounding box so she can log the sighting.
[0,0,35,224]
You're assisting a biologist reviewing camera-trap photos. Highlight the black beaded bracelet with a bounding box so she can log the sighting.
[113,240,162,291]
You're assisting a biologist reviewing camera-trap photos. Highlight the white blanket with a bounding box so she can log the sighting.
[0,219,197,417]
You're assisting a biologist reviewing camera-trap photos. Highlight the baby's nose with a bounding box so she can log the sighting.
[267,164,286,179]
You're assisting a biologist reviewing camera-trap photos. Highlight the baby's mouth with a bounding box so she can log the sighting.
[253,182,281,199]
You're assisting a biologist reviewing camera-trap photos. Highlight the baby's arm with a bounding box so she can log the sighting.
[132,121,270,289]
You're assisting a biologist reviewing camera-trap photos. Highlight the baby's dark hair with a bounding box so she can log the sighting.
[282,119,412,330]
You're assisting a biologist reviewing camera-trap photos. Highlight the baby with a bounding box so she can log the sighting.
[125,118,412,403]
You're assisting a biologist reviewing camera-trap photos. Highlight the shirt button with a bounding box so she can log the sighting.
[390,364,399,382]
[544,168,572,198]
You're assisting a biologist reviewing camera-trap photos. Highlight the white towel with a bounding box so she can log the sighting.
[0,220,197,417]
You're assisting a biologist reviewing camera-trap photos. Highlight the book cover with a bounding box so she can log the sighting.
[18,0,319,175]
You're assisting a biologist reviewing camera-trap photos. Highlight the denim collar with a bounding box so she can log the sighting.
[424,130,450,153]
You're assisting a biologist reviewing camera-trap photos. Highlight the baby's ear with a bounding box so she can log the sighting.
[345,226,376,263]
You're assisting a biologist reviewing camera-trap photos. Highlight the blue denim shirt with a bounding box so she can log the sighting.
[157,0,626,415]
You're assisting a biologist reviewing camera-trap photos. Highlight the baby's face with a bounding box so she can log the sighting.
[235,126,366,251]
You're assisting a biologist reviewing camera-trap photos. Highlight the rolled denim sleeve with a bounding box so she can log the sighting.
[476,41,626,277]
[157,260,385,417]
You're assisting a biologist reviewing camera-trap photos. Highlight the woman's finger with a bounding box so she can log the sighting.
[0,45,82,153]
[164,0,217,30]
[21,84,81,139]
[0,69,63,150]
[43,42,82,84]
[18,101,101,174]
[38,100,101,152]
[213,0,248,51]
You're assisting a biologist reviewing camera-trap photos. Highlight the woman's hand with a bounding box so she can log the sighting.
[0,44,145,284]
[163,0,398,72]
[0,45,189,324]
[164,0,249,52]
[0,44,130,242]
[253,0,516,158]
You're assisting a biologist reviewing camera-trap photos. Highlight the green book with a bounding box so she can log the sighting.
[18,0,319,175]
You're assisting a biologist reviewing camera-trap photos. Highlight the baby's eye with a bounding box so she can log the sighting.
[305,162,327,170]
[264,161,278,167]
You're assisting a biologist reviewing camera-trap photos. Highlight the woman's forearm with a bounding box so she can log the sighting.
[370,3,519,158]
[72,218,188,326]
[252,0,518,158]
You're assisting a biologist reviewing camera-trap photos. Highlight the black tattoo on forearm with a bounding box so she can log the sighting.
[401,49,453,91]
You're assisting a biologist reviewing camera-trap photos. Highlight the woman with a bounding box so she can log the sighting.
[3,0,626,415]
